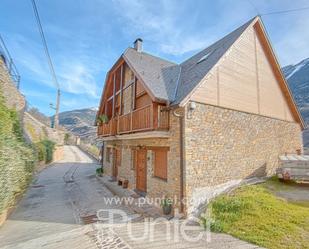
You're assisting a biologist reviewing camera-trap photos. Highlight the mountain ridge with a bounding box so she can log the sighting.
[54,107,97,143]
[282,58,309,147]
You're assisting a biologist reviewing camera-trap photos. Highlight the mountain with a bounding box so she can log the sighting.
[55,108,97,143]
[282,58,309,147]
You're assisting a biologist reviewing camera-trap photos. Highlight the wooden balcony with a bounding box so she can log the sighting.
[98,104,169,137]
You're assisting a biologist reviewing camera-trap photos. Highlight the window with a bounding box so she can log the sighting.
[197,50,214,64]
[153,149,168,180]
[106,147,111,163]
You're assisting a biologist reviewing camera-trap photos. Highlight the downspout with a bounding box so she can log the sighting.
[173,108,185,214]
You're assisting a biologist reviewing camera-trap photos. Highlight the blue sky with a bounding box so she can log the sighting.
[1,0,309,116]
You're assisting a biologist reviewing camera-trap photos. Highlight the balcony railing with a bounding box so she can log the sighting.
[98,104,169,137]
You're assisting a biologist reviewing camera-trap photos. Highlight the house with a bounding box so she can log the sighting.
[96,16,305,216]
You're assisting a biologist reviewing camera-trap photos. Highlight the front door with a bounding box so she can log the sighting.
[113,148,121,178]
[136,149,147,192]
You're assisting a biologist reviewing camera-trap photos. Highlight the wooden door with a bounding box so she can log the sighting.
[113,148,121,178]
[136,149,147,192]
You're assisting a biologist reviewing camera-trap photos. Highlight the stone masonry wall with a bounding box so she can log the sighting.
[184,102,303,210]
[102,112,181,208]
[23,112,65,145]
[0,58,25,112]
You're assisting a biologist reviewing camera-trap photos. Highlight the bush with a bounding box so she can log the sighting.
[0,92,36,214]
[64,133,70,145]
[96,167,103,176]
[35,139,55,163]
[36,141,46,162]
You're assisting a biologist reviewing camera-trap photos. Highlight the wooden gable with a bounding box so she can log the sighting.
[190,18,304,128]
[97,57,154,120]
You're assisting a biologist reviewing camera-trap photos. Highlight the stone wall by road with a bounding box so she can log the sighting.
[102,112,182,209]
[184,102,303,214]
[23,112,65,145]
[0,58,25,112]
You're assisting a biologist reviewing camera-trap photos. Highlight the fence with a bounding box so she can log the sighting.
[0,34,21,89]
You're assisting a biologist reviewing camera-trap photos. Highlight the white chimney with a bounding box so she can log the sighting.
[134,38,143,52]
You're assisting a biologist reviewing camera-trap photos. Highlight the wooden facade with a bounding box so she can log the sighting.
[190,21,302,125]
[97,61,169,137]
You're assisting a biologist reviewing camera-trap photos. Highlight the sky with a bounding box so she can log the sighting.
[1,0,309,116]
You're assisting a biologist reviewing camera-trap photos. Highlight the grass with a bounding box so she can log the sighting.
[200,178,309,249]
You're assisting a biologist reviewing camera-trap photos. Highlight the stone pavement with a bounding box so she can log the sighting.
[96,175,175,220]
[0,146,263,249]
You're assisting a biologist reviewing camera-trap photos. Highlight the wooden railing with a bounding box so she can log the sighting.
[158,105,169,130]
[98,103,169,137]
[132,105,152,131]
[98,122,111,136]
[118,113,131,134]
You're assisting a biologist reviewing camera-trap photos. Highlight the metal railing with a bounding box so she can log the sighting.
[0,34,21,89]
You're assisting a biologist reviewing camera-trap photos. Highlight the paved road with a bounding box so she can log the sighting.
[0,146,262,249]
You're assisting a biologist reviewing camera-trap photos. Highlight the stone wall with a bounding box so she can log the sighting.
[23,112,65,145]
[0,58,25,112]
[184,102,303,215]
[102,112,181,208]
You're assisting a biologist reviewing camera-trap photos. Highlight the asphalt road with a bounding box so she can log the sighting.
[0,146,262,249]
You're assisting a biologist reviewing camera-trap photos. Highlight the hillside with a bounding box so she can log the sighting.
[282,58,309,147]
[55,108,97,143]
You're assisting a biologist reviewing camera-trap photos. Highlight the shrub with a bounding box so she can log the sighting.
[96,167,103,176]
[42,140,55,163]
[35,139,55,163]
[36,141,46,162]
[64,133,70,145]
[0,91,36,214]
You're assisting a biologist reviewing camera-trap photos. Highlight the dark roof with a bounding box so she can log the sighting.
[121,17,256,104]
[123,48,180,102]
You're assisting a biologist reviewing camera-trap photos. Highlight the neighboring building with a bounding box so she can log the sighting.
[96,17,305,216]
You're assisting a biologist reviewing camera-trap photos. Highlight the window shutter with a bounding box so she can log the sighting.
[154,149,167,180]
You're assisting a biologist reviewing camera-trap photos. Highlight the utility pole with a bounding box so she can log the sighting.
[53,89,60,129]
[49,89,60,129]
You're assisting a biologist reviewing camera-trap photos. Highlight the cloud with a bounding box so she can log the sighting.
[112,0,214,55]
[111,0,260,56]
[6,34,101,98]
[271,11,309,66]
[57,62,99,98]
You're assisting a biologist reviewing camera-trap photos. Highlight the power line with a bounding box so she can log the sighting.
[31,0,60,128]
[31,0,59,89]
[261,6,309,16]
[246,0,260,16]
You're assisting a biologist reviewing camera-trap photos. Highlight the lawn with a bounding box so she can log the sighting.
[200,178,309,249]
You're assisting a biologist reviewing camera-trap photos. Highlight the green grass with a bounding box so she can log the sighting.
[200,179,309,249]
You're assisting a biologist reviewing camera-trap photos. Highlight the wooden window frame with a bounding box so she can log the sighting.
[152,147,169,181]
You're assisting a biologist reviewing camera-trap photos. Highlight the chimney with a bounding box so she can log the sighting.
[134,38,143,52]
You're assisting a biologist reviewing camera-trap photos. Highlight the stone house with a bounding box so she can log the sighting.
[96,17,305,216]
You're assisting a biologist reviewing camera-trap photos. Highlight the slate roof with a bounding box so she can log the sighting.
[123,48,180,102]
[120,17,256,105]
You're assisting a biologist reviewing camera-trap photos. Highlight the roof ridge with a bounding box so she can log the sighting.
[180,16,257,66]
[172,16,258,105]
[173,66,182,101]
[127,47,178,65]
